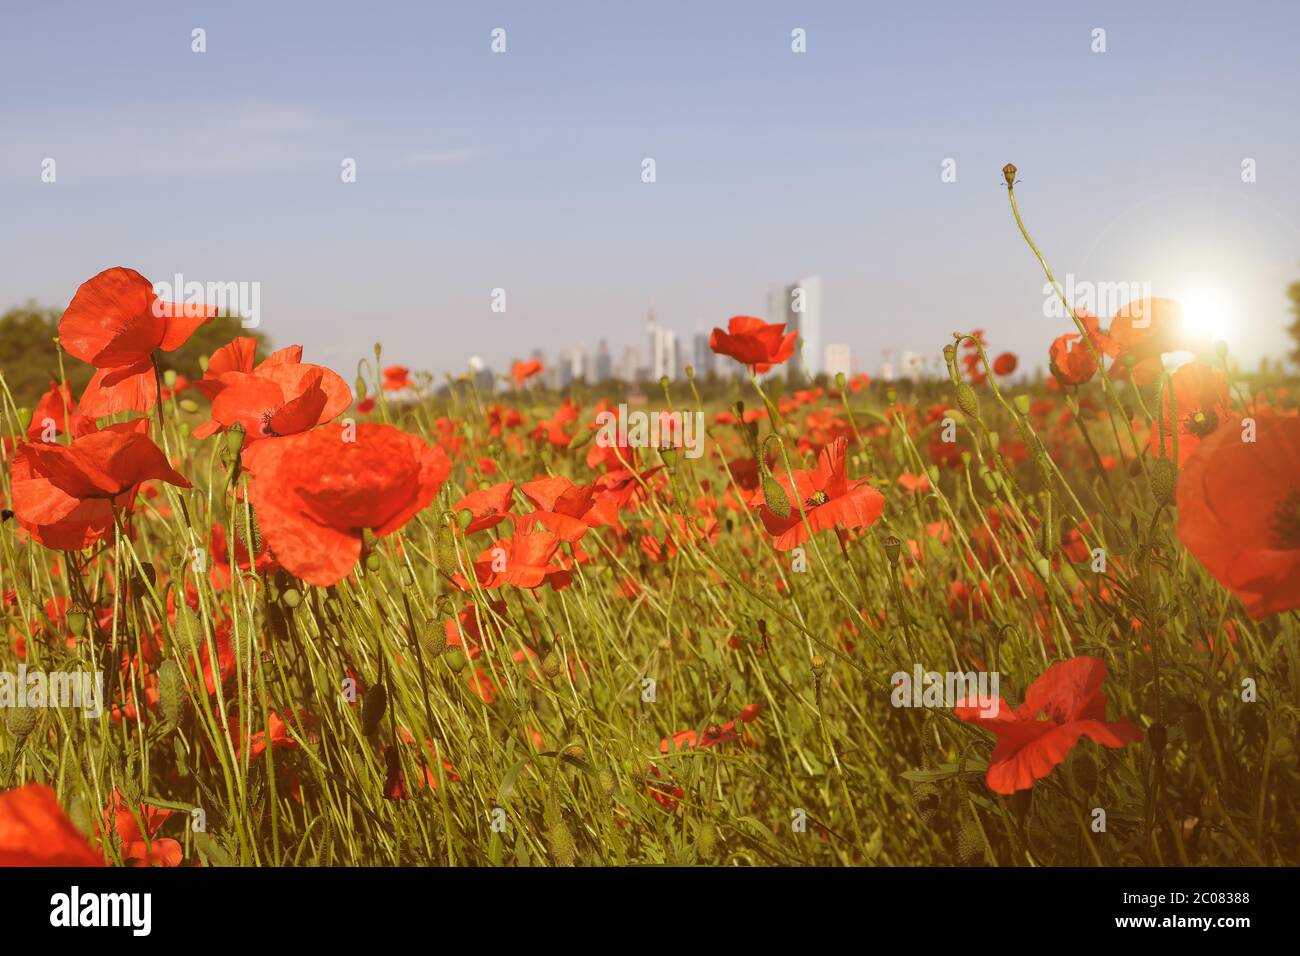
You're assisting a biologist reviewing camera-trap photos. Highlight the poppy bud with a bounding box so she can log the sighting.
[560,743,587,765]
[5,706,37,741]
[1182,705,1206,746]
[835,371,846,389]
[420,621,447,660]
[444,648,467,673]
[361,683,387,736]
[957,818,983,862]
[761,468,791,519]
[659,445,678,469]
[355,375,368,401]
[67,609,88,637]
[547,817,577,867]
[435,523,458,574]
[542,648,563,680]
[364,552,381,572]
[697,821,716,861]
[685,364,695,381]
[955,383,980,421]
[810,655,826,680]
[158,660,185,729]
[225,424,246,457]
[1071,753,1098,794]
[912,783,940,825]
[883,534,902,566]
[281,588,301,610]
[659,375,670,391]
[596,767,617,798]
[1002,163,1017,186]
[1148,722,1168,755]
[1149,456,1177,507]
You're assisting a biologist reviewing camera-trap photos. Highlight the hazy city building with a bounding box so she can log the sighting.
[824,343,851,382]
[646,309,679,380]
[692,329,715,378]
[595,339,613,382]
[768,276,822,381]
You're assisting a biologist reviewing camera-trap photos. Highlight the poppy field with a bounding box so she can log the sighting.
[0,173,1297,869]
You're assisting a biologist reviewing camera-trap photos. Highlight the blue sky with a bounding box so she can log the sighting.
[2,0,1298,380]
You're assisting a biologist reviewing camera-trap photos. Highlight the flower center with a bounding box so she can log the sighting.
[260,408,282,437]
[1184,408,1219,438]
[1271,490,1300,549]
[805,490,830,508]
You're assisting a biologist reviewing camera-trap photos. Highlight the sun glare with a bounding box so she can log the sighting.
[1177,282,1236,343]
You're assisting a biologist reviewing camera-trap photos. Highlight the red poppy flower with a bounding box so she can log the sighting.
[0,784,103,866]
[512,359,543,385]
[382,365,412,391]
[1149,361,1230,466]
[519,475,595,542]
[462,520,571,591]
[1177,413,1300,619]
[1107,298,1204,385]
[1048,310,1110,387]
[709,315,797,374]
[10,419,191,550]
[757,436,884,551]
[192,345,351,441]
[27,381,82,440]
[59,267,216,417]
[241,422,451,586]
[956,656,1142,794]
[992,352,1018,376]
[454,480,515,533]
[99,788,182,867]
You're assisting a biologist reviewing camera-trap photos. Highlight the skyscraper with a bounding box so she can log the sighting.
[646,309,678,380]
[768,276,823,381]
[595,339,613,382]
[692,329,715,378]
[824,343,851,382]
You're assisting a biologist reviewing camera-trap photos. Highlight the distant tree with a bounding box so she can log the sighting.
[0,303,269,408]
[0,302,91,408]
[1288,278,1300,367]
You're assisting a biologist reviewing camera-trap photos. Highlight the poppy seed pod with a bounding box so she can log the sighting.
[443,648,467,673]
[1002,162,1017,185]
[697,821,716,861]
[361,684,387,736]
[761,465,791,519]
[883,534,902,566]
[67,609,88,637]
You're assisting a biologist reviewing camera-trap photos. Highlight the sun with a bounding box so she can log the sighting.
[1177,282,1236,343]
